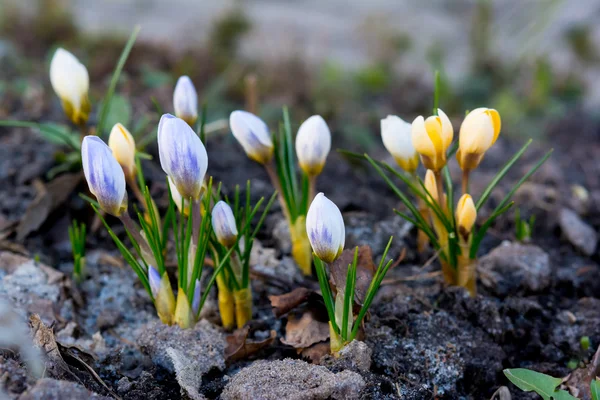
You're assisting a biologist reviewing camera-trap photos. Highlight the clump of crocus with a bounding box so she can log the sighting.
[230,108,332,276]
[173,76,198,127]
[210,185,275,330]
[49,48,91,127]
[307,193,394,353]
[367,105,552,296]
[83,113,273,328]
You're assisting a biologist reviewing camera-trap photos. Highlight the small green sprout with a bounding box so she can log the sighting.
[504,368,600,400]
[68,219,87,283]
[515,208,535,242]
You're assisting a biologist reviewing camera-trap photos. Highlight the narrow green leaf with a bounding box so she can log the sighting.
[96,26,140,137]
[503,368,562,400]
[476,139,532,210]
[314,255,338,334]
[552,390,578,400]
[591,379,600,400]
[103,94,132,131]
[470,202,514,259]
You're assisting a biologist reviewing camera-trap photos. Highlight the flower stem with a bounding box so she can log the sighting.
[462,169,470,195]
[308,174,317,204]
[119,211,152,256]
[265,161,291,222]
[434,170,445,211]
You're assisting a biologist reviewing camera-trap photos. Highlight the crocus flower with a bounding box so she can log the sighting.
[457,108,501,171]
[49,48,90,126]
[173,76,198,126]
[158,114,208,200]
[81,136,127,216]
[168,177,190,216]
[295,115,331,176]
[148,265,162,299]
[211,201,238,248]
[456,194,477,240]
[381,115,419,173]
[108,123,136,180]
[229,110,274,164]
[411,109,453,171]
[306,193,345,263]
[191,279,201,315]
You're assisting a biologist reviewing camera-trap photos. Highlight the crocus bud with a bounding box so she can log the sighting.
[191,279,201,316]
[381,115,419,173]
[211,201,238,248]
[168,177,190,217]
[229,110,274,164]
[108,123,136,180]
[173,76,198,126]
[457,108,501,171]
[81,136,127,216]
[49,48,90,126]
[158,114,208,200]
[148,265,162,299]
[424,169,439,204]
[306,193,345,263]
[456,194,477,240]
[411,109,453,171]
[295,115,331,176]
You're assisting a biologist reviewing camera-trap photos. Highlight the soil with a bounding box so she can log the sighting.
[1,39,600,400]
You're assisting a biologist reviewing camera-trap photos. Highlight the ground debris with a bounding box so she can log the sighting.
[558,208,598,256]
[225,326,276,362]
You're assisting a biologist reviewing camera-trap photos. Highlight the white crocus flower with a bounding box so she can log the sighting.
[108,123,136,180]
[173,76,198,126]
[381,115,419,173]
[157,114,208,200]
[306,192,345,263]
[49,48,90,126]
[211,201,238,248]
[229,110,274,164]
[81,136,127,216]
[295,115,331,176]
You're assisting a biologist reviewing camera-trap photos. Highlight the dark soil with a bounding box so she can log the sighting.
[1,37,600,400]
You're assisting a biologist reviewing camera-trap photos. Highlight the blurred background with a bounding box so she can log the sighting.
[1,0,600,150]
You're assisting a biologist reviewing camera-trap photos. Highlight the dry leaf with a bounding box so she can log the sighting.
[280,311,329,349]
[225,327,276,362]
[329,245,376,305]
[269,287,318,318]
[563,344,600,400]
[16,173,82,240]
[300,342,331,364]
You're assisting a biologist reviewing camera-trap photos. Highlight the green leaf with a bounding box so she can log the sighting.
[503,368,562,400]
[102,94,132,132]
[476,139,532,210]
[591,379,600,400]
[96,26,140,137]
[552,390,578,400]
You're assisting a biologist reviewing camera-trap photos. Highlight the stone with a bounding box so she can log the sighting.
[137,319,225,375]
[321,340,372,373]
[220,358,365,400]
[270,214,292,254]
[558,208,597,256]
[17,378,110,400]
[479,241,551,296]
[344,212,412,259]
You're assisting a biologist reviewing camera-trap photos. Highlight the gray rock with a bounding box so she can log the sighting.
[17,378,110,400]
[271,214,292,254]
[558,208,597,256]
[321,340,372,373]
[221,359,365,400]
[137,319,225,376]
[344,212,412,258]
[479,241,551,296]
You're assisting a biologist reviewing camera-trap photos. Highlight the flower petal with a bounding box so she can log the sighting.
[295,115,331,176]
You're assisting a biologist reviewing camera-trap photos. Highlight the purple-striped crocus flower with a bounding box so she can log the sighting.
[229,110,273,164]
[211,201,238,248]
[306,192,345,263]
[157,114,208,200]
[81,136,127,216]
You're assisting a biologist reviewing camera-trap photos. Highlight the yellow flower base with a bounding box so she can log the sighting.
[290,216,312,275]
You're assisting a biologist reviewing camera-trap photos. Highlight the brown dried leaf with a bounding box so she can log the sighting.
[563,344,600,400]
[269,287,315,318]
[300,342,331,364]
[280,311,329,349]
[16,173,82,240]
[329,245,376,304]
[225,327,276,362]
